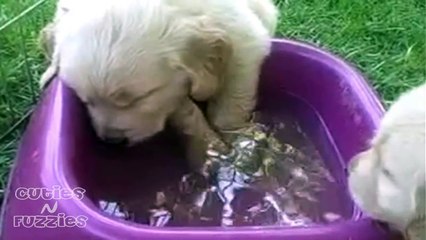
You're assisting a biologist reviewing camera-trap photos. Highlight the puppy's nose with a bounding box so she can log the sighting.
[103,137,128,145]
[348,155,361,172]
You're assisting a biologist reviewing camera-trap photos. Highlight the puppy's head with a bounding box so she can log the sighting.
[65,64,188,144]
[348,84,425,231]
[53,0,231,144]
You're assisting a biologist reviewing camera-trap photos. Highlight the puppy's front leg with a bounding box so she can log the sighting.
[207,45,269,132]
[170,98,228,170]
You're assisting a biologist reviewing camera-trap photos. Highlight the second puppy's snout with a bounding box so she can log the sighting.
[348,154,362,173]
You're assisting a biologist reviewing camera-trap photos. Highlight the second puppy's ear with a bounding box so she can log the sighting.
[169,16,232,102]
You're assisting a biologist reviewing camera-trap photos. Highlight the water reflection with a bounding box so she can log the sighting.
[96,113,343,227]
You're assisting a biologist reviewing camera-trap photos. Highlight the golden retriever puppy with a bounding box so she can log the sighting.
[40,0,278,168]
[348,83,425,239]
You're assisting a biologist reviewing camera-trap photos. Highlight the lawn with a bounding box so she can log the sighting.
[0,0,424,199]
[0,0,54,198]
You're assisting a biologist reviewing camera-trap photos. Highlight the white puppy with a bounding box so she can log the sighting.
[348,83,425,239]
[40,0,278,167]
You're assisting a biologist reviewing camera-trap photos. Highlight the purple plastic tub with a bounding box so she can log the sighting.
[0,39,394,239]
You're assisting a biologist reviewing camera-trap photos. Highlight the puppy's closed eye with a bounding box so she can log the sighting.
[110,87,162,108]
[111,90,139,107]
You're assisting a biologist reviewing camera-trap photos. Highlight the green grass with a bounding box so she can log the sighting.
[0,0,424,198]
[274,0,425,104]
[0,0,54,197]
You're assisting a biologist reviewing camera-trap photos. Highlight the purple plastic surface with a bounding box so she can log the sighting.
[0,39,395,239]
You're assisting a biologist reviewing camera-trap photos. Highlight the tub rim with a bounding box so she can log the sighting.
[0,38,388,238]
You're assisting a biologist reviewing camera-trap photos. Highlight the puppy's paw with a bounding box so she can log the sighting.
[39,64,58,89]
[170,98,230,170]
[217,117,260,143]
[185,132,229,171]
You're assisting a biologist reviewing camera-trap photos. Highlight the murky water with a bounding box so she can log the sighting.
[88,107,352,227]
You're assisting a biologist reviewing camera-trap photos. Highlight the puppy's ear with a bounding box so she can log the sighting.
[169,16,232,101]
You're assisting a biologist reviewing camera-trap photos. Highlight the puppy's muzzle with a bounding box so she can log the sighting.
[98,127,128,145]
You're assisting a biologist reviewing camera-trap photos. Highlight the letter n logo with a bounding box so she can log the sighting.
[40,202,58,214]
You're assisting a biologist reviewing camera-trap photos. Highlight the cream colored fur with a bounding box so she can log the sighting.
[38,0,91,86]
[39,0,278,168]
[348,83,426,239]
